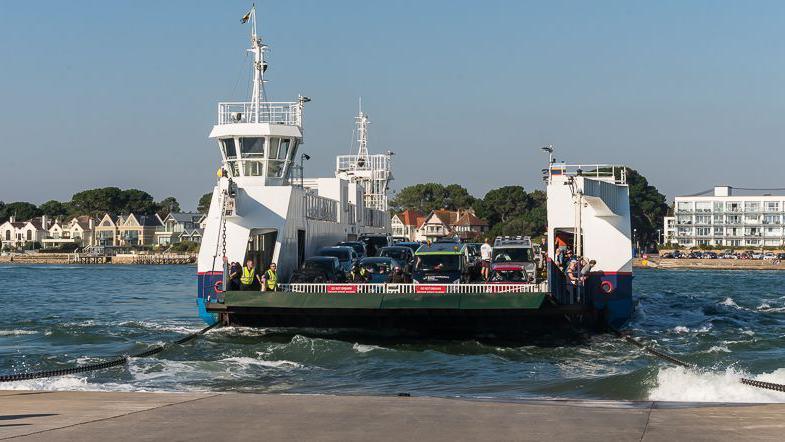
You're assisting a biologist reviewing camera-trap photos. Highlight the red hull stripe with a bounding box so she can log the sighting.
[197,271,223,276]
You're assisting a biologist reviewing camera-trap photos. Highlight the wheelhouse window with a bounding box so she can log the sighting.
[221,138,237,159]
[240,137,265,158]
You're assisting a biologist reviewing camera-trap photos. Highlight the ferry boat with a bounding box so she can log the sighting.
[197,8,634,335]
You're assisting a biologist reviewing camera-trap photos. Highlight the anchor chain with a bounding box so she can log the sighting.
[0,322,219,383]
[614,329,785,394]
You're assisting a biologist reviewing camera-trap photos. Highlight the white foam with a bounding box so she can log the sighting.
[0,376,137,392]
[223,356,302,369]
[0,329,38,336]
[672,326,689,334]
[706,345,731,353]
[719,297,740,308]
[649,367,785,403]
[352,343,385,353]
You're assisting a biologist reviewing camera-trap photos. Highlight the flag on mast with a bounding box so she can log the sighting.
[241,5,254,24]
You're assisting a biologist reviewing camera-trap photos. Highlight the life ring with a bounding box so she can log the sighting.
[214,280,225,293]
[600,280,614,294]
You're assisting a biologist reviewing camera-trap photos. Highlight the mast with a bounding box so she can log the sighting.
[355,99,369,170]
[247,4,267,123]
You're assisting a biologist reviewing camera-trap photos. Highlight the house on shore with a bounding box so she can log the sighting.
[391,209,425,241]
[118,213,163,246]
[413,209,488,242]
[0,216,52,249]
[156,212,206,246]
[42,216,95,249]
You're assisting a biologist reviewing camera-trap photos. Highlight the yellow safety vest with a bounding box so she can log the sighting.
[265,269,278,289]
[241,267,255,285]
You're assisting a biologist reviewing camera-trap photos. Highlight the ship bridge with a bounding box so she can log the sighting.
[207,6,308,187]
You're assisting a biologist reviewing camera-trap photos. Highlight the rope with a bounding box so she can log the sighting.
[0,322,220,383]
[613,329,785,394]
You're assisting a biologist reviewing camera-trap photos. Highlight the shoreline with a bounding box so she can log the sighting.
[634,257,785,271]
[3,391,785,440]
[0,253,196,265]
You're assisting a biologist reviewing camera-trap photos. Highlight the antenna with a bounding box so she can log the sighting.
[355,98,369,170]
[246,4,268,123]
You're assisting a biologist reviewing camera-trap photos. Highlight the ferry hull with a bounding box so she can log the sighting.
[206,291,599,337]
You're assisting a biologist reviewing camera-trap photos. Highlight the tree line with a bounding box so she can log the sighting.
[390,168,668,247]
[0,187,184,223]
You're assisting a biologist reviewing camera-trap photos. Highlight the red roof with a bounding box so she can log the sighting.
[397,209,424,227]
[454,211,488,226]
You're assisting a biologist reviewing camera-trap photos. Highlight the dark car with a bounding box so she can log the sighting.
[316,246,357,273]
[777,253,785,260]
[337,241,367,258]
[289,256,346,283]
[396,242,422,254]
[358,234,390,257]
[702,251,718,259]
[358,257,404,283]
[660,252,674,259]
[379,246,414,270]
[412,242,470,284]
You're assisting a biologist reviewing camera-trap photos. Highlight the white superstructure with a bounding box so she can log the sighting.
[197,7,389,283]
[546,164,633,274]
[666,186,785,248]
[335,103,393,212]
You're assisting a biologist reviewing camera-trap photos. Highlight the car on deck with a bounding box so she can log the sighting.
[316,246,358,274]
[396,241,422,254]
[358,234,390,257]
[358,256,405,283]
[490,236,537,283]
[289,256,346,283]
[412,242,471,284]
[379,246,414,272]
[336,241,367,259]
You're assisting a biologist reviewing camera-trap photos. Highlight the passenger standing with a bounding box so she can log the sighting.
[240,259,259,291]
[387,266,406,283]
[480,238,493,281]
[580,259,596,284]
[262,263,278,291]
[229,261,242,291]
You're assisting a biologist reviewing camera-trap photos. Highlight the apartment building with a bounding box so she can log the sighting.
[665,186,785,248]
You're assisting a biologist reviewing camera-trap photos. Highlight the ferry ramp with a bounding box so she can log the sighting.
[2,391,784,441]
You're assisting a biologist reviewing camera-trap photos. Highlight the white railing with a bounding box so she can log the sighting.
[217,102,302,126]
[305,192,338,222]
[548,164,627,184]
[278,282,548,294]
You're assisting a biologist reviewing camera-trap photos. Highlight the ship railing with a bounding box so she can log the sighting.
[217,102,302,126]
[279,282,549,294]
[546,164,627,184]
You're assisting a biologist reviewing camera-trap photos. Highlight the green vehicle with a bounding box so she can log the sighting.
[412,242,470,284]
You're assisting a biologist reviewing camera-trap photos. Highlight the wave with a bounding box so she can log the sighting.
[0,329,38,336]
[649,367,785,403]
[222,356,303,369]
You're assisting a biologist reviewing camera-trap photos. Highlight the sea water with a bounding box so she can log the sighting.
[1,265,784,402]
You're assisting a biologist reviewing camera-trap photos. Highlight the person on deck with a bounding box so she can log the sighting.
[580,259,596,284]
[349,263,368,283]
[240,259,259,291]
[228,261,242,291]
[262,263,278,291]
[387,266,406,283]
[480,237,493,281]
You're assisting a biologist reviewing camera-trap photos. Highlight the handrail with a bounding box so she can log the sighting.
[277,282,548,294]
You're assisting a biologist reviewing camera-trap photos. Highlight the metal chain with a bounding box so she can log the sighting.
[0,322,219,383]
[614,329,785,394]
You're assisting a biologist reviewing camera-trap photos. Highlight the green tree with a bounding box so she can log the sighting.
[624,168,669,248]
[197,192,213,214]
[39,200,70,219]
[476,186,532,225]
[120,189,158,215]
[69,187,124,217]
[0,201,40,222]
[390,183,476,213]
[157,196,181,218]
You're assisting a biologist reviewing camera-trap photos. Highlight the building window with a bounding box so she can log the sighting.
[726,202,741,212]
[763,214,780,225]
[695,215,711,225]
[26,230,32,241]
[726,215,741,224]
[713,215,723,224]
[713,202,724,213]
[4,231,9,240]
[744,214,759,224]
[676,202,692,212]
[696,227,711,236]
[713,227,723,236]
[744,201,760,212]
[676,215,692,225]
[765,201,780,212]
[695,201,711,213]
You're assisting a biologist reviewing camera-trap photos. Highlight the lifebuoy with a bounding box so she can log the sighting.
[214,280,225,293]
[600,280,614,294]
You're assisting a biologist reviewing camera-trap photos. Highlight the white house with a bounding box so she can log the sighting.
[391,209,424,241]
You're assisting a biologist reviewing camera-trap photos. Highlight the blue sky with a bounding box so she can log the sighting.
[1,1,784,210]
